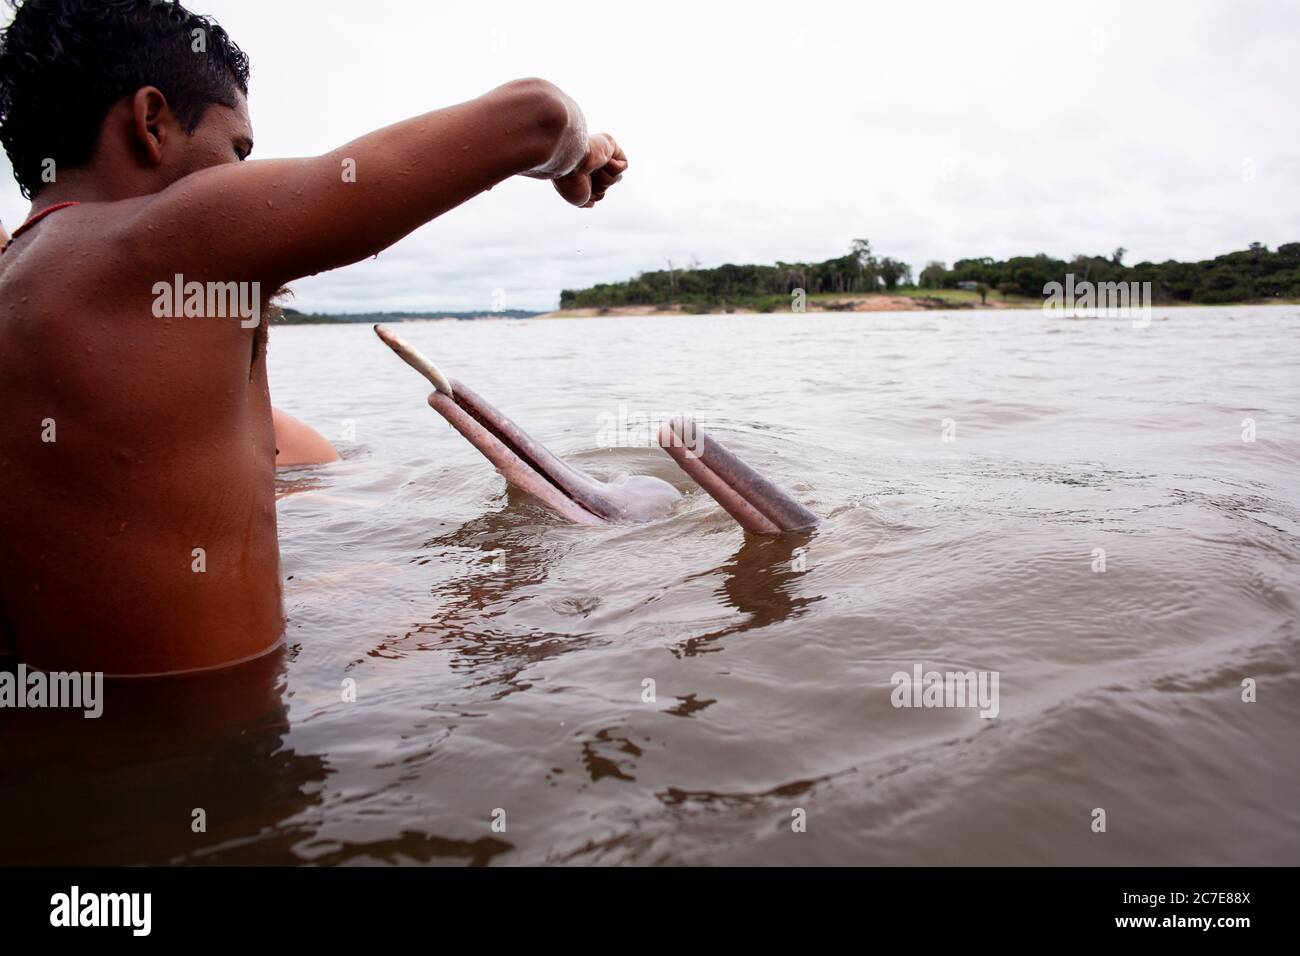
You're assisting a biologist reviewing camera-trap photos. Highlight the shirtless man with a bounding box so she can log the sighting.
[0,0,624,675]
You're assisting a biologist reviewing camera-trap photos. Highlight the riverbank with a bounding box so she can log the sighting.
[538,290,1300,319]
[541,290,1038,318]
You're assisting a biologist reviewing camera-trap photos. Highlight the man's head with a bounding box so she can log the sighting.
[0,0,251,199]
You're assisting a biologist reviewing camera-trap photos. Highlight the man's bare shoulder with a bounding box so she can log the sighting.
[0,195,265,396]
[0,184,252,292]
[0,197,154,284]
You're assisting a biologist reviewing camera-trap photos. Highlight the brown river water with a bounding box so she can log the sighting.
[2,306,1298,865]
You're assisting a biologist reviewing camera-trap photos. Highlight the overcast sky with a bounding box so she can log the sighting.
[2,0,1297,312]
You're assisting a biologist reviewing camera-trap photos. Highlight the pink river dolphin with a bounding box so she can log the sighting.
[375,325,818,535]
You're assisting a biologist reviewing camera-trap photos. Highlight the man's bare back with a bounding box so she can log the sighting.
[0,1,624,674]
[0,197,284,674]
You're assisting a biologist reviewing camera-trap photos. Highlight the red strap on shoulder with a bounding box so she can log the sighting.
[2,201,82,254]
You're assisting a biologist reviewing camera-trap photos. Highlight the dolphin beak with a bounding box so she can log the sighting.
[374,324,454,397]
[657,417,818,534]
[427,382,620,525]
[375,326,654,524]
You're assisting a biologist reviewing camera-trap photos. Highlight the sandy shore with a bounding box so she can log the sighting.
[538,294,1035,319]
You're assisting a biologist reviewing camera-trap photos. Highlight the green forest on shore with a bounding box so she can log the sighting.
[273,242,1300,322]
[557,240,1300,313]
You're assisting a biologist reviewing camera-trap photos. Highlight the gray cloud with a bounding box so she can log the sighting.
[2,0,1296,310]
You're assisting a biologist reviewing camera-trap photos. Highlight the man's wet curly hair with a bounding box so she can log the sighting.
[0,0,249,198]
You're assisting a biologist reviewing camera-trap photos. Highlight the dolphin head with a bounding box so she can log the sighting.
[426,378,680,525]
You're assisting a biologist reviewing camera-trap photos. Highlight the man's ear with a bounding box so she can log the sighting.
[130,86,174,166]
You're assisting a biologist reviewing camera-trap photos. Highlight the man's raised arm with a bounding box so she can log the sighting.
[118,78,625,289]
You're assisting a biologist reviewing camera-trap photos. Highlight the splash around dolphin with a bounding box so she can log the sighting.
[374,325,817,535]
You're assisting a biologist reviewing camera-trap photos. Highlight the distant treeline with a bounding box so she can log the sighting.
[559,240,1300,309]
[920,242,1300,303]
[559,240,907,312]
[275,308,541,324]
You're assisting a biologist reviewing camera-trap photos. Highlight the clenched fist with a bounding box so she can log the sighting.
[552,133,627,208]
